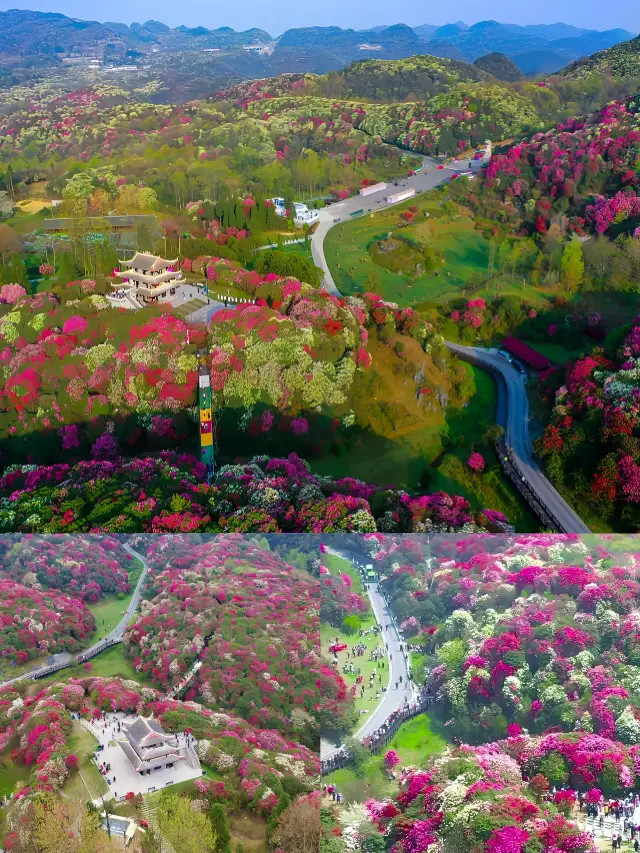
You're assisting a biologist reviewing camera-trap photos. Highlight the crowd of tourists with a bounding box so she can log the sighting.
[361,686,434,752]
[321,686,435,775]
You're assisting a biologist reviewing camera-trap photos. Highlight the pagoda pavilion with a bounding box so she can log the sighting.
[114,252,181,305]
[117,716,187,775]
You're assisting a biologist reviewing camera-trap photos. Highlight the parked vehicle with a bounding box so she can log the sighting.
[359,181,387,197]
[386,189,416,204]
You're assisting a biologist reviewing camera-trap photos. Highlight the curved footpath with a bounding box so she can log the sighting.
[310,157,591,534]
[321,549,415,763]
[0,543,150,689]
[79,542,151,655]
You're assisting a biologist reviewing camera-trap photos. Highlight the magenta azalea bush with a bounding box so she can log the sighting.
[0,581,95,666]
[0,451,510,534]
[0,674,318,804]
[363,742,596,853]
[0,290,202,436]
[452,95,640,238]
[360,534,640,745]
[122,535,332,743]
[0,535,134,599]
[535,318,640,528]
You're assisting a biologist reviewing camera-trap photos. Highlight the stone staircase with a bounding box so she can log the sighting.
[140,796,176,853]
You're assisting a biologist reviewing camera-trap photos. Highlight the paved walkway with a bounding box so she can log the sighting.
[321,549,415,762]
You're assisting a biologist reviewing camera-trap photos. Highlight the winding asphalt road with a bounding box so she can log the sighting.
[447,343,590,533]
[321,549,414,763]
[80,541,150,655]
[310,154,591,534]
[311,153,472,295]
[0,543,150,688]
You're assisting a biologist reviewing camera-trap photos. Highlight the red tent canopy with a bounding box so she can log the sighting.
[501,336,552,371]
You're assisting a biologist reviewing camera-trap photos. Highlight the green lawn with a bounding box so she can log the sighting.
[73,645,144,682]
[321,554,388,726]
[324,713,446,803]
[325,199,554,309]
[0,757,28,798]
[278,240,313,260]
[88,594,131,636]
[30,644,147,688]
[64,722,109,801]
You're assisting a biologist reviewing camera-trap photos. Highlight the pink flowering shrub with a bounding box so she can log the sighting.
[468,451,486,472]
[124,536,333,743]
[368,744,595,853]
[0,284,27,305]
[0,535,133,599]
[536,318,640,522]
[0,580,95,666]
[0,452,507,534]
[370,534,640,747]
[454,94,640,239]
[384,749,400,769]
[0,293,200,436]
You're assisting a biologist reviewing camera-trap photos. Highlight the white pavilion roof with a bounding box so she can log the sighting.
[118,252,178,272]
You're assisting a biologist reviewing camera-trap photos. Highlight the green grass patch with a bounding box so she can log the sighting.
[75,645,144,682]
[309,420,443,489]
[324,713,446,803]
[325,201,553,309]
[29,644,149,687]
[64,721,108,801]
[206,280,254,301]
[0,756,28,798]
[88,594,131,636]
[321,554,388,727]
[278,240,313,261]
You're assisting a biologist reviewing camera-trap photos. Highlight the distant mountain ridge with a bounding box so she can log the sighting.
[415,19,636,73]
[0,8,635,82]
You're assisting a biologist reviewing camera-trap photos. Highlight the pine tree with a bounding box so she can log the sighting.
[6,253,28,287]
[56,252,80,288]
[210,803,231,853]
[560,237,584,294]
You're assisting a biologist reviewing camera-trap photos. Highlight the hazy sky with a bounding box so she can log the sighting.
[1,0,638,36]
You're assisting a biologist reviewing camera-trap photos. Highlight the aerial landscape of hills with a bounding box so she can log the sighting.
[0,8,636,90]
[2,2,640,851]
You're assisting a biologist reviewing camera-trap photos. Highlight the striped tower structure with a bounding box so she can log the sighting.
[198,357,215,481]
